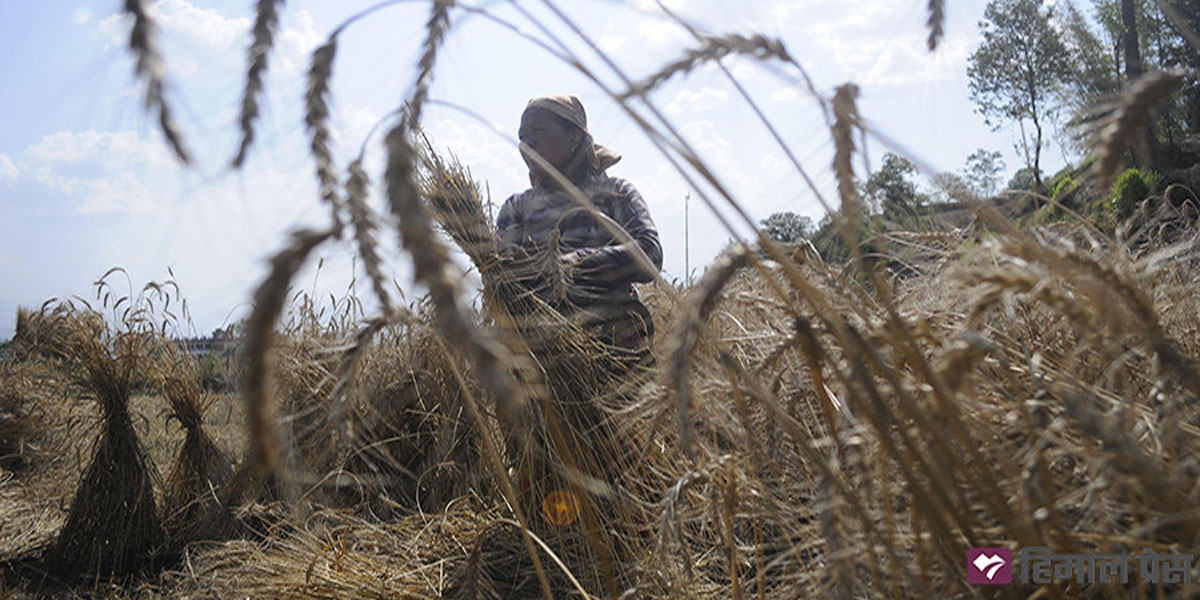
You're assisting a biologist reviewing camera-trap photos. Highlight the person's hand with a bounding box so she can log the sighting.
[498,243,529,263]
[558,250,583,274]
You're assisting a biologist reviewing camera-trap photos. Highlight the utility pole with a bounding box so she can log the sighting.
[684,191,690,285]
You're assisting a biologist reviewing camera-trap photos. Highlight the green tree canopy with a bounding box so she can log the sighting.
[865,153,926,224]
[963,148,1006,197]
[968,0,1073,190]
[760,211,815,243]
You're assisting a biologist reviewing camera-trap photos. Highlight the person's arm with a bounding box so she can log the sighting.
[569,179,663,286]
[495,195,522,249]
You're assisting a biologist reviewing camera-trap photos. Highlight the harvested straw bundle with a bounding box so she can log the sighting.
[11,306,74,362]
[0,367,35,473]
[157,347,233,547]
[46,305,164,578]
[341,316,482,515]
[419,134,497,270]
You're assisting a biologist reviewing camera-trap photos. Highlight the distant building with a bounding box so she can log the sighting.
[177,325,237,356]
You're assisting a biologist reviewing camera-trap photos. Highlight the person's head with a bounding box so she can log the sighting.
[519,105,586,181]
[519,95,619,188]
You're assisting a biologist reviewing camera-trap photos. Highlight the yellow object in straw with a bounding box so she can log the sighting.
[541,490,581,526]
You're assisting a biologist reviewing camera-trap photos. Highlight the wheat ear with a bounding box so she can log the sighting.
[123,0,191,165]
[667,245,750,456]
[304,36,346,231]
[621,33,790,99]
[1097,70,1184,188]
[241,228,334,494]
[232,0,285,167]
[345,158,393,313]
[927,0,945,51]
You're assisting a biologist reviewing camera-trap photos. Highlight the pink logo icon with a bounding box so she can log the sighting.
[967,547,1012,585]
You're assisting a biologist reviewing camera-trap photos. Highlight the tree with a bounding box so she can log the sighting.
[760,211,814,243]
[1059,0,1122,107]
[1006,166,1039,192]
[864,153,926,223]
[930,172,973,203]
[1088,0,1199,168]
[963,148,1006,197]
[967,0,1073,190]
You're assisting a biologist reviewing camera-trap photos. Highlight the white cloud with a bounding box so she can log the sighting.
[274,10,323,75]
[73,7,92,25]
[667,87,729,115]
[72,172,157,214]
[0,154,17,182]
[24,131,174,170]
[858,35,971,87]
[154,0,249,52]
[793,2,975,88]
[425,118,527,202]
[629,0,687,12]
[18,130,180,215]
[637,18,688,47]
[769,86,800,104]
[680,120,731,156]
[95,1,320,76]
[598,33,627,54]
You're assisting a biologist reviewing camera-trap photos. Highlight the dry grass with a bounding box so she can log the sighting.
[7,2,1200,598]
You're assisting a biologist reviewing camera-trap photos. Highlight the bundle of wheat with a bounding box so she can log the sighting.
[157,347,234,548]
[0,365,36,474]
[11,306,74,362]
[420,134,497,271]
[45,305,164,578]
[340,316,483,515]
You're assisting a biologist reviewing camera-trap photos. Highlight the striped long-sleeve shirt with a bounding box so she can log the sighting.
[496,176,662,308]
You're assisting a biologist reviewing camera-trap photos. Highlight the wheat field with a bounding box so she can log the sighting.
[2,1,1200,598]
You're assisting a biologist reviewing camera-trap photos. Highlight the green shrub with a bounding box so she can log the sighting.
[1052,175,1077,201]
[1032,175,1080,224]
[200,351,235,392]
[1109,168,1161,220]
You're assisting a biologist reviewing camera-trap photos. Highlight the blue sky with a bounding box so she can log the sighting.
[0,0,1069,339]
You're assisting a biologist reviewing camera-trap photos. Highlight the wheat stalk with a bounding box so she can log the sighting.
[233,0,285,167]
[406,0,452,128]
[620,33,790,99]
[926,0,945,51]
[667,245,749,456]
[305,36,346,232]
[381,1,528,432]
[123,0,191,165]
[831,83,860,214]
[241,227,334,499]
[381,4,554,595]
[344,158,393,313]
[830,82,867,269]
[1097,70,1185,188]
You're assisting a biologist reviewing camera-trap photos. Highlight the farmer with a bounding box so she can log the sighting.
[496,95,662,361]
